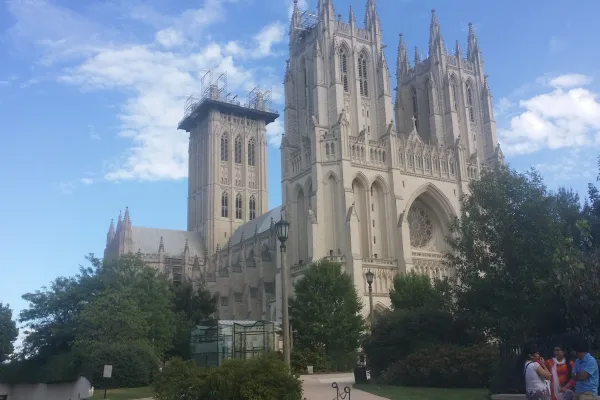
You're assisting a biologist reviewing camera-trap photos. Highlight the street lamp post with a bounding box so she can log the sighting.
[365,269,374,328]
[275,216,291,368]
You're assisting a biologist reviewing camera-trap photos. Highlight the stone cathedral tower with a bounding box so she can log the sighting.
[281,0,502,316]
[179,76,278,254]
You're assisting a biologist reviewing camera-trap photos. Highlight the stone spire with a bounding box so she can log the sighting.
[117,210,122,230]
[158,236,165,253]
[106,219,115,246]
[467,22,479,61]
[349,4,355,25]
[414,46,421,65]
[428,9,445,57]
[290,0,300,33]
[123,206,131,226]
[483,74,491,96]
[184,238,189,254]
[396,33,410,76]
[364,0,380,31]
[455,39,461,58]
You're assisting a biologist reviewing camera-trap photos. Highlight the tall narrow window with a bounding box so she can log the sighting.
[247,138,255,166]
[358,54,368,97]
[235,193,242,219]
[340,49,349,92]
[234,136,242,164]
[220,133,228,161]
[249,196,256,220]
[467,85,475,122]
[412,88,419,131]
[221,192,228,218]
[451,83,458,110]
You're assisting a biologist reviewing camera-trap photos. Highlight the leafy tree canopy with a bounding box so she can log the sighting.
[389,271,452,312]
[0,303,18,362]
[290,260,364,369]
[447,165,593,342]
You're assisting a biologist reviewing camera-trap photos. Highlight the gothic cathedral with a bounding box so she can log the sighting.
[280,0,501,315]
[104,0,501,322]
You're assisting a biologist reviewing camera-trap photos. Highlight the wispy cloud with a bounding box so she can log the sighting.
[7,0,288,182]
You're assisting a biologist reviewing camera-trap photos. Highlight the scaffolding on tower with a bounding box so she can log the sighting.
[247,87,274,113]
[294,9,318,42]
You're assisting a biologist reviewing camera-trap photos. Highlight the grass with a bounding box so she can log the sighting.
[90,386,154,400]
[354,384,488,400]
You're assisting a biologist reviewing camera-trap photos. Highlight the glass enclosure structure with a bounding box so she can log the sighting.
[191,320,276,368]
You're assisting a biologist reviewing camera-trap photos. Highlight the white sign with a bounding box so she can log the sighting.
[103,365,113,378]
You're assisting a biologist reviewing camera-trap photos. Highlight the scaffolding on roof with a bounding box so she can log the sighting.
[294,9,318,42]
[180,69,278,124]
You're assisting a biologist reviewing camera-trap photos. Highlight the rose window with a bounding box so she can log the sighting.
[408,204,434,248]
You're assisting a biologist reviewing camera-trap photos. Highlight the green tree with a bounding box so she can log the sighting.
[19,255,102,359]
[389,272,452,312]
[447,166,582,342]
[168,282,217,360]
[290,260,364,370]
[0,303,18,362]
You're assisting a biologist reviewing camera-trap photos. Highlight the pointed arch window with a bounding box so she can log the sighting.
[235,193,243,219]
[248,138,255,166]
[467,85,475,122]
[358,54,368,97]
[339,49,349,92]
[221,192,229,218]
[249,196,256,220]
[412,88,419,132]
[234,136,242,164]
[221,133,228,161]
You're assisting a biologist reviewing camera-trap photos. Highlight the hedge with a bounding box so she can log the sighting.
[380,344,496,389]
[154,354,303,400]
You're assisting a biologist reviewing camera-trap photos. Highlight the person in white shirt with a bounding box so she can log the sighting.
[524,344,552,400]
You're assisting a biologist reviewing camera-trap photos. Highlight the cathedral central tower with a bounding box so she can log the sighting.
[178,73,278,254]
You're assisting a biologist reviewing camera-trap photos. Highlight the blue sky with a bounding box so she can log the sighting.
[1,0,600,339]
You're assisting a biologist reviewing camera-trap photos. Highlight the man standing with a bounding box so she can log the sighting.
[572,339,599,400]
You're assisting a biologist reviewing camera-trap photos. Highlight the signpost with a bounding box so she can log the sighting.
[103,365,112,399]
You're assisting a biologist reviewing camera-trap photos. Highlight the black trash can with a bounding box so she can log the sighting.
[354,365,368,384]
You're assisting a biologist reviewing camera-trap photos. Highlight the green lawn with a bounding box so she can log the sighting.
[354,384,488,400]
[90,386,154,400]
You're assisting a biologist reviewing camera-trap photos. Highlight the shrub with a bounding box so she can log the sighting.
[380,344,496,389]
[154,354,303,400]
[364,307,484,377]
[291,348,332,374]
[206,354,303,400]
[154,358,209,400]
[78,341,161,388]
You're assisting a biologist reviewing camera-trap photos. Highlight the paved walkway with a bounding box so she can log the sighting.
[301,373,388,400]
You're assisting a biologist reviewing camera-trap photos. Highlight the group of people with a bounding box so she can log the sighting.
[524,340,600,400]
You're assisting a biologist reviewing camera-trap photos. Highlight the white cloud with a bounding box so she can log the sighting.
[498,74,600,156]
[80,178,94,185]
[549,74,592,89]
[266,119,285,147]
[8,0,287,182]
[493,97,514,118]
[535,149,595,184]
[155,28,184,48]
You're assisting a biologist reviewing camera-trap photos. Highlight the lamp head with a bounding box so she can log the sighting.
[275,216,290,243]
[365,269,374,285]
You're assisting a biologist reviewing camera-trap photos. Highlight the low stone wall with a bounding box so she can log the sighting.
[0,376,93,400]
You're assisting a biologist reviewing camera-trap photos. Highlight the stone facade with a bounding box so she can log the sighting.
[104,0,502,323]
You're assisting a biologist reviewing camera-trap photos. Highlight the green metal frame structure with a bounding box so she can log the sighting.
[191,320,276,368]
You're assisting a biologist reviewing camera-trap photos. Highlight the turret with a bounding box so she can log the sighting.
[467,22,481,64]
[289,0,300,45]
[364,0,380,33]
[106,219,115,246]
[428,9,445,61]
[396,34,410,76]
[349,5,355,25]
[414,46,421,65]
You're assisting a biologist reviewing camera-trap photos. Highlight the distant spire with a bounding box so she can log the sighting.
[349,5,355,24]
[467,22,479,61]
[364,0,380,31]
[184,238,189,254]
[106,219,115,245]
[429,9,445,55]
[414,46,421,65]
[455,40,461,58]
[483,75,491,96]
[124,206,130,223]
[397,33,410,76]
[158,236,165,252]
[117,211,122,230]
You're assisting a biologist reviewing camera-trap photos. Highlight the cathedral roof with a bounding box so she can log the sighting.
[130,226,205,257]
[228,206,283,245]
